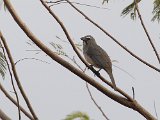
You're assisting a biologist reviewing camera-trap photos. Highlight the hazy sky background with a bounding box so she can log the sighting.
[0,0,160,120]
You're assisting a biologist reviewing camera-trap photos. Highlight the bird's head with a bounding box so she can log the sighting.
[80,35,97,46]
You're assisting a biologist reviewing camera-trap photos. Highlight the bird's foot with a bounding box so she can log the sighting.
[88,65,93,69]
[112,85,117,91]
[94,71,100,76]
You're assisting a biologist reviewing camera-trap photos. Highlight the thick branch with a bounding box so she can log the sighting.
[0,109,11,120]
[65,0,160,73]
[0,31,38,120]
[3,0,156,119]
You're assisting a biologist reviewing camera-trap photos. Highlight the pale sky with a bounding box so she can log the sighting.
[0,0,160,120]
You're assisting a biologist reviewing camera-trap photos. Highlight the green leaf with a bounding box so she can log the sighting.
[152,0,160,22]
[50,42,68,57]
[102,0,109,4]
[121,0,141,20]
[0,0,8,11]
[64,111,90,120]
[0,51,6,79]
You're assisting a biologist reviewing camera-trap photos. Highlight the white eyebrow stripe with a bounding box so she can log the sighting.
[85,36,91,39]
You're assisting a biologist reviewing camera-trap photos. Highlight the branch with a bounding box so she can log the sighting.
[3,0,156,119]
[46,0,108,10]
[134,0,160,64]
[0,31,38,120]
[0,38,21,120]
[0,83,34,120]
[64,0,160,73]
[0,109,11,120]
[86,83,109,120]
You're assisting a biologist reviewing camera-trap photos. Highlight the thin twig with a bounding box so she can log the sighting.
[65,0,160,73]
[46,0,109,10]
[0,33,21,120]
[86,83,110,120]
[134,0,160,64]
[15,57,50,65]
[0,31,38,120]
[113,64,136,80]
[0,83,34,120]
[132,87,135,99]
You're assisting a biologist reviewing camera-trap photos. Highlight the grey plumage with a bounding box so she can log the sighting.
[81,35,117,90]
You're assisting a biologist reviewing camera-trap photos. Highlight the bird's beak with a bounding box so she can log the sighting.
[80,37,85,41]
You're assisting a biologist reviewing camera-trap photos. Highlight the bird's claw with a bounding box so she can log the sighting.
[94,70,100,76]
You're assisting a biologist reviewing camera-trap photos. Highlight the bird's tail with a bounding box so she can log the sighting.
[104,69,117,91]
[109,73,117,91]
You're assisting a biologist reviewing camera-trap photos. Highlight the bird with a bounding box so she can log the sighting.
[81,35,117,90]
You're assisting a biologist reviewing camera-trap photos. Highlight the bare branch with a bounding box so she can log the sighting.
[0,31,38,120]
[0,109,11,120]
[46,0,109,10]
[0,37,21,120]
[65,0,160,73]
[134,0,160,64]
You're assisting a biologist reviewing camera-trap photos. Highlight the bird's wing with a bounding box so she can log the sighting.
[86,45,112,70]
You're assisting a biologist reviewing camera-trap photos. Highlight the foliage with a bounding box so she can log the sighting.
[0,0,7,11]
[103,0,160,22]
[64,111,90,120]
[50,38,82,58]
[0,48,7,79]
[152,0,160,22]
[121,0,141,20]
[50,42,68,57]
[102,0,109,4]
